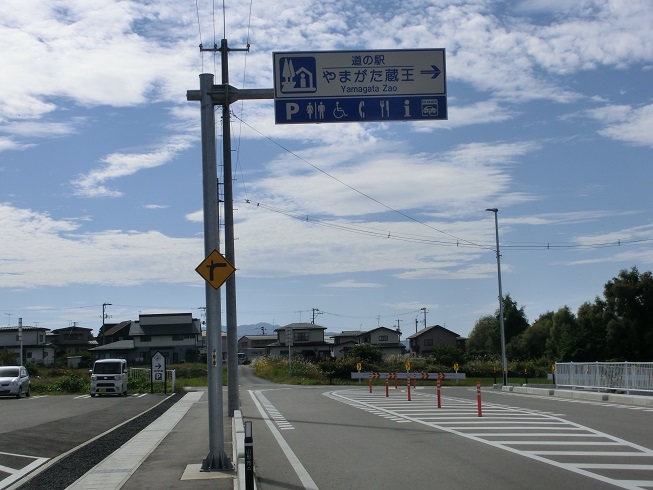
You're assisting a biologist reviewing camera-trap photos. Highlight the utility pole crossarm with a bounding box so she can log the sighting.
[186,87,274,103]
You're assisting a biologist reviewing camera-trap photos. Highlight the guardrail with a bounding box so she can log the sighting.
[555,362,653,394]
[129,367,177,393]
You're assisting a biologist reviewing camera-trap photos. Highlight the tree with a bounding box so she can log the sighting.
[428,344,464,367]
[349,344,383,364]
[603,267,653,361]
[547,306,578,361]
[466,315,499,355]
[572,300,607,361]
[522,311,554,359]
[501,294,529,344]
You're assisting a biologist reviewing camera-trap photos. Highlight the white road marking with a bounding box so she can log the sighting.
[0,451,49,490]
[326,388,653,490]
[249,390,318,490]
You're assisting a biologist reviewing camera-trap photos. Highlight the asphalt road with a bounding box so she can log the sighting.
[0,392,167,489]
[238,370,653,490]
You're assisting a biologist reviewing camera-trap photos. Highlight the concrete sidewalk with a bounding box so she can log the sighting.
[66,389,241,490]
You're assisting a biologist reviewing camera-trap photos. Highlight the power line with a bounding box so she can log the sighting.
[231,113,485,249]
[243,198,653,252]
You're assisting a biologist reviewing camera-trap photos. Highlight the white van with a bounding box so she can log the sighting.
[90,358,128,397]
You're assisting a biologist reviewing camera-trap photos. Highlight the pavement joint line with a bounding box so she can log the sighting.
[65,391,203,490]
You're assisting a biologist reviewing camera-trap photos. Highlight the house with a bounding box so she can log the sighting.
[99,320,131,346]
[0,326,55,366]
[90,313,202,364]
[49,326,97,356]
[199,330,228,362]
[266,323,331,360]
[332,327,404,358]
[406,325,464,356]
[237,335,277,362]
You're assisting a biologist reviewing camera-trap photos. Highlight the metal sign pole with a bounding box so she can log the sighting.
[197,72,230,471]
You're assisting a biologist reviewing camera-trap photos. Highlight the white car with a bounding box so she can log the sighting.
[0,365,31,398]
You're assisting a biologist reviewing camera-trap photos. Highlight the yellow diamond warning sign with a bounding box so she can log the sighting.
[196,250,235,289]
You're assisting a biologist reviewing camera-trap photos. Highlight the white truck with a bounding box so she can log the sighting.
[90,358,128,397]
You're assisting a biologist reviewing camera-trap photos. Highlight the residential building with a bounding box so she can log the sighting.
[332,327,404,358]
[100,321,131,346]
[0,326,55,366]
[266,323,331,359]
[49,326,97,356]
[237,334,277,362]
[406,325,464,356]
[90,313,202,364]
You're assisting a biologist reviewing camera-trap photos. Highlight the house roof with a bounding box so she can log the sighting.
[89,339,135,351]
[334,330,364,337]
[406,324,461,340]
[130,320,201,336]
[274,323,327,331]
[139,312,194,326]
[0,326,49,332]
[267,341,331,348]
[238,335,277,342]
[365,326,402,335]
[51,326,94,333]
[104,321,132,336]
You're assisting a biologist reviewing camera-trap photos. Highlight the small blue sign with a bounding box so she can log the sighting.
[274,95,447,124]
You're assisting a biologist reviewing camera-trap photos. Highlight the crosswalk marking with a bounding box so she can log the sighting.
[253,390,295,430]
[326,388,653,490]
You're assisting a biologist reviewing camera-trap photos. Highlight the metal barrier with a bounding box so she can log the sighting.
[129,367,177,393]
[555,362,653,394]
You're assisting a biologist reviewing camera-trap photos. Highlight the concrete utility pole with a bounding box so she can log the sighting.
[102,303,111,345]
[420,307,427,329]
[187,38,274,471]
[311,308,321,324]
[486,208,508,386]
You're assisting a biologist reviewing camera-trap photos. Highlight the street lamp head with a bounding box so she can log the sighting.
[486,208,498,213]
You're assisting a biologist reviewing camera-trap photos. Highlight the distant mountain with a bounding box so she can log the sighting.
[237,322,279,336]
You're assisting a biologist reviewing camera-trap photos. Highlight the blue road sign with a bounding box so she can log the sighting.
[273,49,446,124]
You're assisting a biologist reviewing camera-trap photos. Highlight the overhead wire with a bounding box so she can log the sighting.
[195,0,204,71]
[234,0,255,202]
[231,113,486,249]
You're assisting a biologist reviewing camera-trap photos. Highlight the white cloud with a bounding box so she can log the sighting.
[594,104,653,148]
[0,136,32,152]
[0,203,203,288]
[0,119,80,138]
[71,136,193,197]
[324,279,385,289]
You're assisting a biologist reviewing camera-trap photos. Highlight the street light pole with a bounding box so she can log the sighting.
[486,208,508,386]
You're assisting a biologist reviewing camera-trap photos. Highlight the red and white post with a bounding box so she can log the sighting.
[476,381,482,417]
[407,376,411,401]
[385,374,389,397]
[437,379,442,408]
[369,373,373,393]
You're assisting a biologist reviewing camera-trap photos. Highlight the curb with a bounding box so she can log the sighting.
[498,385,653,407]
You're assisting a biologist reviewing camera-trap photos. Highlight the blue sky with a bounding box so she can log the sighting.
[1,0,652,337]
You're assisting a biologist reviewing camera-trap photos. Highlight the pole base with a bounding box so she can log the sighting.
[201,451,233,472]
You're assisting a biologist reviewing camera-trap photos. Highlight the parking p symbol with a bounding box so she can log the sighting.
[286,103,299,120]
